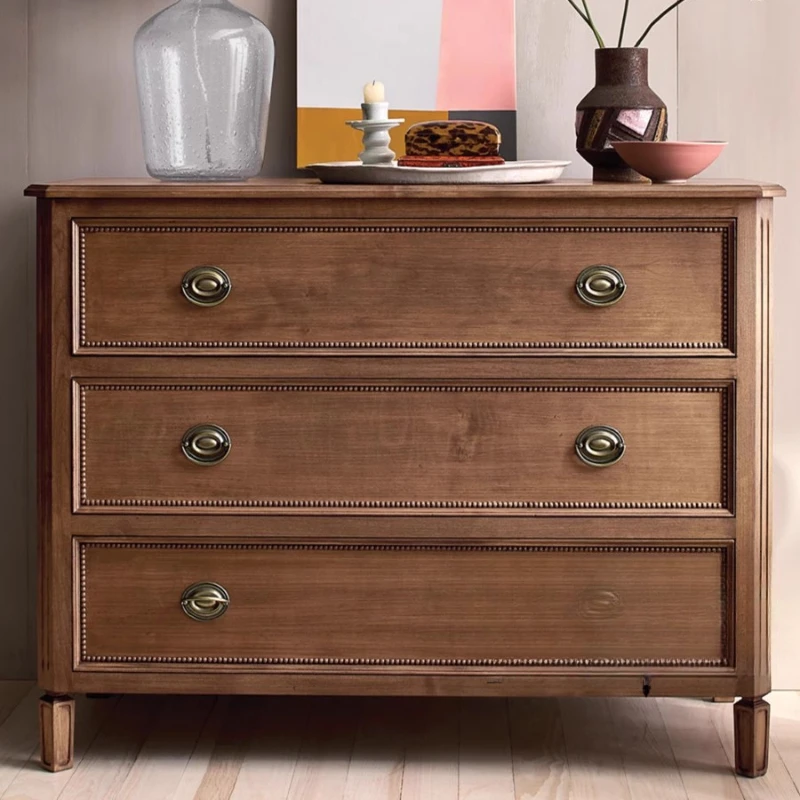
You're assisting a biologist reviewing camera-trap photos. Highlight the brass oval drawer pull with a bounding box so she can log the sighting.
[181,582,230,621]
[181,266,232,307]
[181,424,231,466]
[576,265,626,307]
[575,426,626,467]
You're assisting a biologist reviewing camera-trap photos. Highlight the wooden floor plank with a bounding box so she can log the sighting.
[771,693,800,796]
[171,697,231,800]
[0,686,47,796]
[286,697,361,800]
[228,696,309,800]
[771,693,800,722]
[401,698,459,800]
[0,692,796,800]
[608,698,687,800]
[658,698,744,800]
[0,684,34,731]
[559,697,632,800]
[458,698,515,800]
[56,695,161,800]
[342,698,405,800]
[708,698,799,800]
[193,696,264,800]
[508,697,570,800]
[2,694,120,800]
[115,695,215,800]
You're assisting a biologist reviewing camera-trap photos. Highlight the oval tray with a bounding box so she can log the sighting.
[308,160,571,186]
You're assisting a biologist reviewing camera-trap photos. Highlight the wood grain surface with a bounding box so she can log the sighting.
[39,695,74,772]
[78,540,730,668]
[76,220,733,354]
[8,686,800,799]
[24,178,786,199]
[34,184,774,776]
[76,381,729,513]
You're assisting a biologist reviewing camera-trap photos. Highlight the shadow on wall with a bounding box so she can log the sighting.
[0,0,34,679]
[771,195,800,689]
[0,198,34,679]
[256,0,303,177]
[772,454,800,687]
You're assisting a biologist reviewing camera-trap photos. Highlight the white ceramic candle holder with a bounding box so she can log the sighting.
[347,105,404,166]
[361,101,389,121]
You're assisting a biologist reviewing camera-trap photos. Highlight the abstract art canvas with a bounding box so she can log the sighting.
[297,0,517,167]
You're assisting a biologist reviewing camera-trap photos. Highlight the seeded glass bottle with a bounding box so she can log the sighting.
[134,0,274,180]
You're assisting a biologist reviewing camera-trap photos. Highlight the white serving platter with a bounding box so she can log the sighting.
[308,160,571,185]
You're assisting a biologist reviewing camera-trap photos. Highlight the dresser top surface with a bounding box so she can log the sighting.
[25,177,785,200]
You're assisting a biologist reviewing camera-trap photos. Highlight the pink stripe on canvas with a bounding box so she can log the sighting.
[436,0,516,111]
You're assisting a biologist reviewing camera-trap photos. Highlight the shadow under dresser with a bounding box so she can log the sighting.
[25,178,784,777]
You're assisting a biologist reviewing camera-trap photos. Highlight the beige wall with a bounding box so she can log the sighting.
[678,0,800,690]
[0,1,794,682]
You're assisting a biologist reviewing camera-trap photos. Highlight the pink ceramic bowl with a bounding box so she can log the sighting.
[611,141,728,183]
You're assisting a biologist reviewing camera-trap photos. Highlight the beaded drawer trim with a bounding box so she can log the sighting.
[76,383,732,513]
[75,222,735,352]
[78,541,731,668]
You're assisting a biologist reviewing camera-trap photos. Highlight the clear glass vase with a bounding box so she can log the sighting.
[134,0,275,181]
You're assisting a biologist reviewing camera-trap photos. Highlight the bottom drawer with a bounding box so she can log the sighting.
[77,540,731,669]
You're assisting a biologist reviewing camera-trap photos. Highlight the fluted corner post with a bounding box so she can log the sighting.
[39,694,75,772]
[734,697,770,778]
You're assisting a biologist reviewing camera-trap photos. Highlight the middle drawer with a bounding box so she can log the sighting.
[75,380,731,515]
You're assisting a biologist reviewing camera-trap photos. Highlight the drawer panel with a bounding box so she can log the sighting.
[75,381,732,515]
[77,540,732,668]
[74,220,734,355]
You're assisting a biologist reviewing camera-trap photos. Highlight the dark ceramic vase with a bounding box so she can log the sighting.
[576,48,668,183]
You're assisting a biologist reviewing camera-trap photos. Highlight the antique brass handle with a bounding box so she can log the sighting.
[575,426,626,467]
[181,582,230,621]
[181,424,231,466]
[576,265,626,307]
[181,266,232,307]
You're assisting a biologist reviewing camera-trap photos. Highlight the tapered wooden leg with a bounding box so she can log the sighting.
[39,694,74,772]
[734,697,770,778]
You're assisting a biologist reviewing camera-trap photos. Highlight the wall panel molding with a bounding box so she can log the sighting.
[678,0,798,689]
[5,0,793,687]
[0,0,31,679]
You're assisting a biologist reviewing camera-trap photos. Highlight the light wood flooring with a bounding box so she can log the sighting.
[2,685,800,799]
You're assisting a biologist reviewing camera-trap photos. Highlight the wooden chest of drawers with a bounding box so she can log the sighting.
[27,178,782,776]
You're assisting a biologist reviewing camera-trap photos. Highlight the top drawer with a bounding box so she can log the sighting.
[73,219,735,356]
